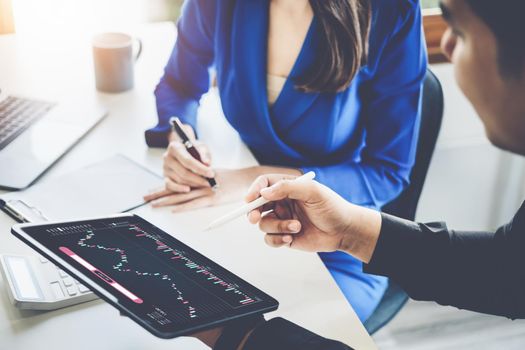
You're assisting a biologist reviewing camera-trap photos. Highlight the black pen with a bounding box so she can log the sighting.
[170,117,218,189]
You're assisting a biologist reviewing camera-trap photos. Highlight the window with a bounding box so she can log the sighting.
[10,0,442,65]
[0,0,15,34]
[422,1,448,64]
[422,0,440,9]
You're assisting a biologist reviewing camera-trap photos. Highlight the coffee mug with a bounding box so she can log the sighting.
[92,32,142,93]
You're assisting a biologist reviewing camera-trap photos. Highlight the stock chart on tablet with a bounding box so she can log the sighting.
[23,217,269,330]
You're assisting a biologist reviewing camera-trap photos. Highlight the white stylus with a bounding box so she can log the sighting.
[204,171,316,231]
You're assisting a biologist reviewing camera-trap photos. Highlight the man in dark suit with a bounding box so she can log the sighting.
[191,0,525,348]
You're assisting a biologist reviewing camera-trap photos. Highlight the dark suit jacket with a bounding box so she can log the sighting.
[236,201,525,349]
[365,201,525,319]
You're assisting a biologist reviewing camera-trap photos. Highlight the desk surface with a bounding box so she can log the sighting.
[0,22,376,350]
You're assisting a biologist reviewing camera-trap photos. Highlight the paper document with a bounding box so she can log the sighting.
[0,155,163,222]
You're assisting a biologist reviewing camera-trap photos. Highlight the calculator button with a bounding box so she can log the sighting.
[58,269,68,278]
[39,257,48,263]
[50,282,65,299]
[66,285,77,296]
[62,277,74,287]
[78,284,90,293]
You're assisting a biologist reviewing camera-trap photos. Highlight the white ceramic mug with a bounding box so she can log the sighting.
[92,32,142,93]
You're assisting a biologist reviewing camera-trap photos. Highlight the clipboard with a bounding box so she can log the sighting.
[0,199,49,223]
[0,155,164,223]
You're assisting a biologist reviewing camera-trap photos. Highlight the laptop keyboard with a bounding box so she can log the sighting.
[0,96,55,151]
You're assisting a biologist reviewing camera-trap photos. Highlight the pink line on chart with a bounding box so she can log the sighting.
[59,246,143,304]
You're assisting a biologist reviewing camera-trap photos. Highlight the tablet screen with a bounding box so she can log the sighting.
[15,215,278,338]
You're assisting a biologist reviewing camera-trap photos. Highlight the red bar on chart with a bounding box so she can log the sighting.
[59,246,143,304]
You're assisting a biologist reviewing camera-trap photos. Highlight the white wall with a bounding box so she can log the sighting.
[11,0,172,37]
[416,64,525,231]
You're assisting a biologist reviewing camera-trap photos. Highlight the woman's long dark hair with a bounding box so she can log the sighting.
[296,0,372,93]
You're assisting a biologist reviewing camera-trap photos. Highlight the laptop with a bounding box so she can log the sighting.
[0,89,107,190]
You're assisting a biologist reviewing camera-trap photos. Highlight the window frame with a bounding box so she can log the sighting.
[1,3,449,63]
[0,0,16,34]
[423,8,448,64]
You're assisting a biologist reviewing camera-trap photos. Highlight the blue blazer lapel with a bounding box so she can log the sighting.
[269,17,320,135]
[227,0,320,159]
[230,0,273,139]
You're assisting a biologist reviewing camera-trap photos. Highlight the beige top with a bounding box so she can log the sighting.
[267,74,287,106]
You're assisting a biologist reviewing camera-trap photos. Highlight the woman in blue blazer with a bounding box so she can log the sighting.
[145,0,427,322]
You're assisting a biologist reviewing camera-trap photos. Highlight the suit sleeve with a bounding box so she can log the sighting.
[145,0,216,147]
[364,202,525,319]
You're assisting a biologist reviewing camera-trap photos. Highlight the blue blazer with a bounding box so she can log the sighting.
[146,0,427,208]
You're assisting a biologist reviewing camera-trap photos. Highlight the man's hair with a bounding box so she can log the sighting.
[465,0,525,80]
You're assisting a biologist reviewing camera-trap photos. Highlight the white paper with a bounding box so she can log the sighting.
[1,155,163,221]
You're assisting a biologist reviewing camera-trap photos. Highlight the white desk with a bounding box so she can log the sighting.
[0,22,376,350]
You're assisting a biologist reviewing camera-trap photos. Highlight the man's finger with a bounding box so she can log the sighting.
[259,212,302,234]
[245,174,299,203]
[247,210,262,224]
[264,234,293,248]
[260,178,319,203]
[247,202,275,224]
[273,201,292,219]
[245,175,270,203]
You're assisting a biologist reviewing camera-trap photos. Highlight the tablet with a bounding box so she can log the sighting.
[12,214,278,338]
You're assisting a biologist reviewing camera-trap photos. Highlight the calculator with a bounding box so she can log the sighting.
[0,254,98,310]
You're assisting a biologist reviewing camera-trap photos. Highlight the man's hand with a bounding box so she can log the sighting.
[245,174,382,263]
[190,326,224,349]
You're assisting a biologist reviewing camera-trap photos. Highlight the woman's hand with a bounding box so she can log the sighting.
[144,168,254,212]
[144,167,302,213]
[245,174,382,263]
[163,124,215,193]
